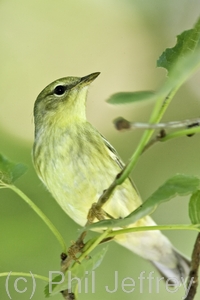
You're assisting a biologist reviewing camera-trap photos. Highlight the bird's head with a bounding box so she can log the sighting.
[33,72,100,133]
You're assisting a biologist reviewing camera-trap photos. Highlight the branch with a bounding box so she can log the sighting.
[185,233,200,300]
[114,116,200,131]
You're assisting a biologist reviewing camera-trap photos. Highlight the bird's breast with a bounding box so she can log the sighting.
[33,124,141,226]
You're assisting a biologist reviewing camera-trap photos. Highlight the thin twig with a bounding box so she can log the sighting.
[60,232,86,299]
[114,117,200,131]
[185,233,200,300]
[141,124,200,153]
[60,229,111,299]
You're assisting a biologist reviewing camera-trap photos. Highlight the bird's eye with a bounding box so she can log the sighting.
[54,85,66,96]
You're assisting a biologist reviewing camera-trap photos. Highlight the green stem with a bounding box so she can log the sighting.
[78,223,199,263]
[0,271,49,282]
[117,88,179,183]
[97,87,182,206]
[7,184,67,254]
[161,126,200,142]
[106,224,200,238]
[151,87,179,123]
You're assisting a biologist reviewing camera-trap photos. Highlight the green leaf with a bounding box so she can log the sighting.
[157,17,200,72]
[107,18,200,108]
[87,174,200,230]
[45,246,108,297]
[108,49,200,109]
[0,154,27,184]
[189,190,200,224]
[153,49,200,104]
[107,91,154,105]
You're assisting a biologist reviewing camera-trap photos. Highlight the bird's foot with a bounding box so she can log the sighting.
[87,202,107,224]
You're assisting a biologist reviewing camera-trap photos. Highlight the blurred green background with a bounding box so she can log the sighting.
[1,0,200,299]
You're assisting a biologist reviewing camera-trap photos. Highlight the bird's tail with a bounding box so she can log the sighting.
[115,216,190,283]
[152,249,190,283]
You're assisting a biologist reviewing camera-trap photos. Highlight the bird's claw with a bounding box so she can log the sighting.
[87,202,106,224]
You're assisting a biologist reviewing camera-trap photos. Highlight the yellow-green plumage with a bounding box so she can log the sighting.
[33,72,190,281]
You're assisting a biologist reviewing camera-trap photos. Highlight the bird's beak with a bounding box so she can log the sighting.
[80,72,100,85]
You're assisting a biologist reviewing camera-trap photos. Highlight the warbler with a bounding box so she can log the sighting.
[33,72,189,281]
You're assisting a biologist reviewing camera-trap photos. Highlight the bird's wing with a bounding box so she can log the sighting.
[101,134,140,195]
[100,134,124,169]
